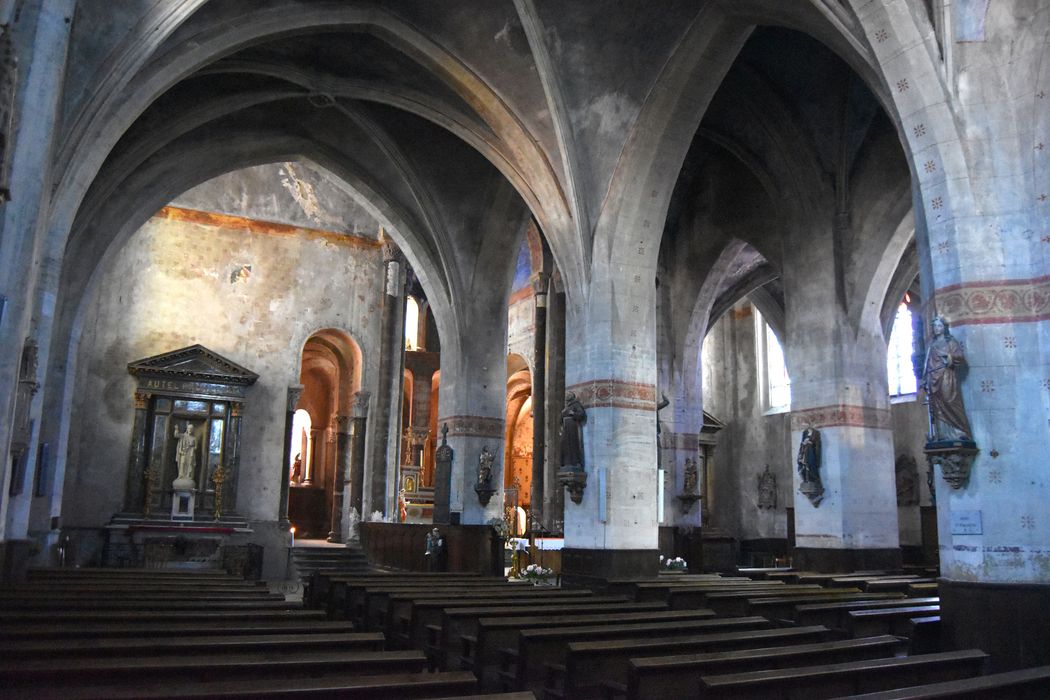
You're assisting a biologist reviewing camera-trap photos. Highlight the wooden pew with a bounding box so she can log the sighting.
[906,615,941,654]
[620,635,905,700]
[511,615,775,695]
[353,581,519,625]
[463,609,716,681]
[794,597,940,630]
[0,598,299,611]
[736,567,794,580]
[386,588,595,642]
[0,590,284,603]
[907,582,939,596]
[704,586,861,616]
[0,649,427,688]
[632,580,788,603]
[698,649,988,699]
[604,576,749,596]
[7,670,481,700]
[847,604,941,638]
[321,573,493,614]
[551,624,837,699]
[397,594,625,649]
[744,592,906,621]
[832,664,1050,699]
[0,631,385,660]
[434,601,669,670]
[0,620,357,642]
[862,578,937,593]
[432,604,663,671]
[0,609,329,625]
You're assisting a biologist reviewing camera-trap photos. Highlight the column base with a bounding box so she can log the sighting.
[561,548,658,588]
[792,547,902,573]
[940,578,1050,672]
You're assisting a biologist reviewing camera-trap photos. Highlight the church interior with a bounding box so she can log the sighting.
[0,0,1047,696]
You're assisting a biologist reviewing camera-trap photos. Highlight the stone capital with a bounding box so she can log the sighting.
[352,391,371,418]
[287,384,304,413]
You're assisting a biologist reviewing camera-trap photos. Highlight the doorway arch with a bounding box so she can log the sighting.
[288,328,362,540]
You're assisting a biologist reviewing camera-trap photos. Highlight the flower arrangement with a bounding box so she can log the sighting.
[661,555,688,571]
[517,563,555,582]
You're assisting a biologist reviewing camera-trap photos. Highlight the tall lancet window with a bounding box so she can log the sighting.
[887,300,918,396]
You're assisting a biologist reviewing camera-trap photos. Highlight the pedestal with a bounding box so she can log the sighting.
[171,486,196,520]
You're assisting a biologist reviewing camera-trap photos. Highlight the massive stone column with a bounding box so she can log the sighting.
[781,217,900,572]
[0,1,74,564]
[559,265,661,585]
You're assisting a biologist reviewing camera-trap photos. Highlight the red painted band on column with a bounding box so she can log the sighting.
[567,379,657,410]
[935,274,1050,326]
[440,415,504,439]
[790,404,892,431]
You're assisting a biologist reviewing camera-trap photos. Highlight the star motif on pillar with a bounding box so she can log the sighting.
[1038,194,1048,202]
[988,469,1002,484]
[1036,142,1045,151]
[1042,235,1050,244]
[913,123,926,137]
[1042,378,1050,390]
[1021,515,1035,530]
[980,379,995,393]
[896,78,909,93]
[1003,336,1016,349]
[874,28,889,43]
[937,240,950,254]
[931,196,944,210]
[923,160,936,173]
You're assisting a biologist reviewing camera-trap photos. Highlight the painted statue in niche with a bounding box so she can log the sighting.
[796,427,824,506]
[757,465,777,509]
[174,424,198,485]
[559,392,586,471]
[921,316,973,443]
[895,454,919,506]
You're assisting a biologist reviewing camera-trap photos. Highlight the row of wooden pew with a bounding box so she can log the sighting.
[0,566,532,699]
[308,565,1050,699]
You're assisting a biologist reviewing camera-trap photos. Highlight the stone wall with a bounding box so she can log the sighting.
[62,163,385,576]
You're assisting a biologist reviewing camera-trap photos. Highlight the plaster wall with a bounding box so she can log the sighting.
[63,165,385,573]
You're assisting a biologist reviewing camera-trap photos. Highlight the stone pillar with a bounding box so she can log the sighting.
[368,245,406,516]
[543,286,566,532]
[437,299,509,526]
[0,0,74,543]
[781,216,900,572]
[123,391,151,512]
[278,385,303,527]
[347,391,369,537]
[559,267,661,585]
[328,413,351,543]
[529,273,549,531]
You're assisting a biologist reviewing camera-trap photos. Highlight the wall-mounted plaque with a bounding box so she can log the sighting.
[950,510,982,535]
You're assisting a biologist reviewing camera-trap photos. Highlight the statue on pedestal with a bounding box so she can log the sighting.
[796,427,824,507]
[558,392,588,504]
[921,316,973,443]
[682,458,698,495]
[173,424,198,488]
[757,465,777,509]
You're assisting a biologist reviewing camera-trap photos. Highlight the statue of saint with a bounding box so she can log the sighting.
[796,427,824,506]
[559,392,586,471]
[921,316,973,442]
[478,446,494,485]
[173,424,198,483]
[290,453,303,484]
[682,458,698,494]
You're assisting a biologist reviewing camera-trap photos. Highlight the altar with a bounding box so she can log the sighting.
[103,345,261,575]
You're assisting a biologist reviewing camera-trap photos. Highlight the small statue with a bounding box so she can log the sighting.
[478,446,494,485]
[682,458,698,494]
[757,465,777,509]
[796,427,824,506]
[290,453,303,484]
[921,316,973,443]
[559,392,587,471]
[173,424,198,486]
[398,488,408,522]
[424,527,446,571]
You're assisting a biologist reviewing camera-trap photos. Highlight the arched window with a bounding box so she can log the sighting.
[756,309,791,411]
[887,300,918,396]
[404,296,419,350]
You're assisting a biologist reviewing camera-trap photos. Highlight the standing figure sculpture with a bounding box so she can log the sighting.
[796,427,824,506]
[682,458,698,495]
[478,446,494,485]
[921,316,973,442]
[559,392,586,471]
[173,424,198,485]
[424,527,446,571]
